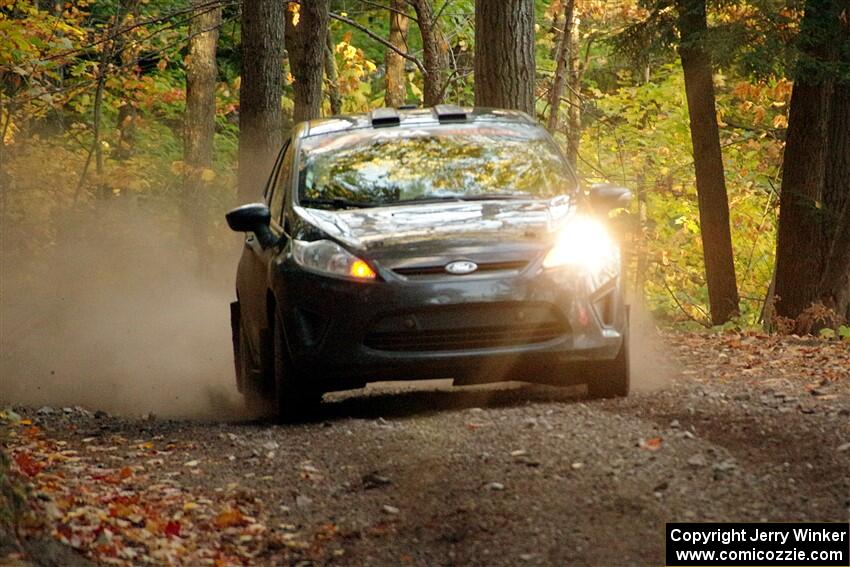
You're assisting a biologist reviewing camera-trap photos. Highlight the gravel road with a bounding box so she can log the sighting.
[4,333,850,566]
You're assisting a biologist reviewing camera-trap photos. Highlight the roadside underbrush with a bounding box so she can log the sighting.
[1,410,94,567]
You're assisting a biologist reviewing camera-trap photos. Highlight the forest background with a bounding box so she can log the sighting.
[1,0,848,334]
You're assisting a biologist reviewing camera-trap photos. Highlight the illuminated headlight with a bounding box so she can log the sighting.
[543,216,619,273]
[292,239,377,281]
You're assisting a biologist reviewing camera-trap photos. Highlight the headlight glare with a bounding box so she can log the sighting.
[543,216,618,272]
[292,240,376,280]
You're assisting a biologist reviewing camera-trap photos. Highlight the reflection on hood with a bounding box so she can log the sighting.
[294,198,574,250]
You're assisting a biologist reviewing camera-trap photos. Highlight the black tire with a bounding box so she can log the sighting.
[586,332,630,399]
[273,312,322,422]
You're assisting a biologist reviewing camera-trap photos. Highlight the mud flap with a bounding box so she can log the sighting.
[230,301,242,390]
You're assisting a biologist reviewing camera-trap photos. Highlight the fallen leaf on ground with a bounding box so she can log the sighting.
[214,508,247,529]
[640,437,664,451]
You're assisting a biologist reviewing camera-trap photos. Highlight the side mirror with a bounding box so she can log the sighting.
[589,184,632,214]
[226,203,278,248]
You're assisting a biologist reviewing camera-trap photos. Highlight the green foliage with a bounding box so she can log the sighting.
[614,0,803,80]
[568,61,783,324]
[819,327,836,339]
[328,35,379,112]
[1,0,240,279]
[819,325,850,341]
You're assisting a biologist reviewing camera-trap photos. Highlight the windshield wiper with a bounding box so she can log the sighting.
[388,194,533,206]
[300,194,534,210]
[456,194,532,201]
[299,198,380,210]
[388,196,463,206]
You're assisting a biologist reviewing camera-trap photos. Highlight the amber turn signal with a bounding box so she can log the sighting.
[350,259,377,280]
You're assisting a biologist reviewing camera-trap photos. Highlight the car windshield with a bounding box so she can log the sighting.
[297,123,575,208]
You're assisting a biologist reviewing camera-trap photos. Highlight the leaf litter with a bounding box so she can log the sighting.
[2,331,847,565]
[2,415,343,565]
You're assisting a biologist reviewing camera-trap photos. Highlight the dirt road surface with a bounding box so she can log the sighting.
[3,333,849,566]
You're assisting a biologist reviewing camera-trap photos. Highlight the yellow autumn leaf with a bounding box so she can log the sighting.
[287,2,300,26]
[201,169,216,182]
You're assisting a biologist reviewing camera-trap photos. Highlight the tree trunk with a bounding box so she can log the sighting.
[92,61,106,177]
[93,12,122,180]
[675,0,740,324]
[474,0,536,115]
[819,199,850,320]
[92,0,138,182]
[184,0,221,262]
[816,82,850,319]
[565,12,581,170]
[385,0,409,107]
[411,0,449,106]
[287,0,330,124]
[238,0,285,203]
[324,32,342,115]
[634,175,649,300]
[185,2,220,177]
[547,0,582,170]
[817,20,850,321]
[115,103,137,160]
[547,0,575,132]
[774,84,833,321]
[73,24,112,202]
[0,99,11,268]
[774,0,848,325]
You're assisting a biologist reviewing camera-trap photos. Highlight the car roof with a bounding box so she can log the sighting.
[294,106,540,140]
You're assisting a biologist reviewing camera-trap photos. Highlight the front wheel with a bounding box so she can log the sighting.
[586,332,630,399]
[273,313,322,422]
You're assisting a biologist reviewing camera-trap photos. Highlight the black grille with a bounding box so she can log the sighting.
[364,303,569,352]
[392,260,527,277]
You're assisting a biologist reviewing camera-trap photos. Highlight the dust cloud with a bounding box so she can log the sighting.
[628,301,679,393]
[0,201,246,420]
[0,200,675,420]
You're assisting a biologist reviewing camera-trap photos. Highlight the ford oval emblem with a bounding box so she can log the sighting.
[445,260,478,275]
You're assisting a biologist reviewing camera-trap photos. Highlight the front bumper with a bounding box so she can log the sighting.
[272,258,626,391]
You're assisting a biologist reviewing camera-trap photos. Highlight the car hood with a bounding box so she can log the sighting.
[293,197,575,252]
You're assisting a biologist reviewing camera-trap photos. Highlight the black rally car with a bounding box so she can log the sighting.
[226,106,631,420]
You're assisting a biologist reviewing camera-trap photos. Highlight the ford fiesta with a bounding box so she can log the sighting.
[226,106,632,420]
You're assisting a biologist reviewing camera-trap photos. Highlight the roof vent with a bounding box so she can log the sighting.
[370,107,401,128]
[434,104,468,123]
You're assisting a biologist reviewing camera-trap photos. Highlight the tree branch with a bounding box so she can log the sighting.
[357,0,419,23]
[658,267,713,327]
[20,0,238,66]
[433,0,453,24]
[329,11,426,75]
